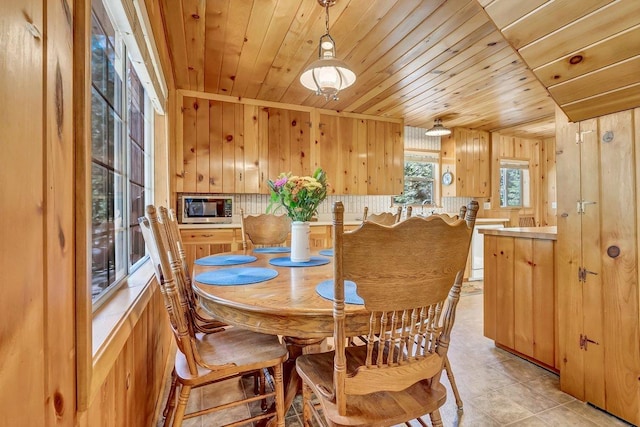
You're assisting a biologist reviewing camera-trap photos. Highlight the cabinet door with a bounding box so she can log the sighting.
[318,115,369,194]
[309,226,331,250]
[440,128,490,197]
[513,238,555,367]
[367,121,386,194]
[319,114,341,193]
[483,235,497,340]
[180,229,238,268]
[180,99,241,193]
[242,105,265,193]
[494,236,515,349]
[267,107,311,181]
[440,133,457,197]
[222,102,241,193]
[457,128,491,197]
[181,96,199,193]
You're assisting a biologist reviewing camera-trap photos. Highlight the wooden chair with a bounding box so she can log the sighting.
[406,205,413,219]
[296,201,478,427]
[153,208,249,424]
[240,208,291,249]
[140,205,288,427]
[362,206,402,225]
[519,214,536,227]
[162,207,226,333]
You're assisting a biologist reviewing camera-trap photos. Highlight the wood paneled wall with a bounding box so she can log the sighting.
[0,0,76,425]
[483,133,557,226]
[0,0,174,425]
[79,288,172,427]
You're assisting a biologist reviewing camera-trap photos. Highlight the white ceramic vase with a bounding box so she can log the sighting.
[290,221,311,262]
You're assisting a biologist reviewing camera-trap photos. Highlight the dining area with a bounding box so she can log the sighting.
[139,172,482,427]
[144,194,629,427]
[5,0,640,425]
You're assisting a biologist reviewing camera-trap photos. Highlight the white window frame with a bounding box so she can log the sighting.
[394,151,440,207]
[499,158,530,208]
[90,0,155,309]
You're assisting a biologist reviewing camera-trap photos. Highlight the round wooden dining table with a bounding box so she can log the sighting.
[191,249,371,421]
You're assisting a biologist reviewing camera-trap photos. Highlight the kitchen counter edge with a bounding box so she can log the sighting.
[479,226,557,240]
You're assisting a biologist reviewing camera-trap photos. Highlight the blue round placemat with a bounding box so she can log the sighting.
[194,254,257,266]
[253,247,291,254]
[195,267,278,286]
[316,280,363,305]
[269,256,330,267]
[319,249,334,257]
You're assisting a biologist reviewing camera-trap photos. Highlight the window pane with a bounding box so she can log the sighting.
[499,160,529,208]
[505,169,522,206]
[90,0,153,306]
[127,59,148,266]
[91,164,116,299]
[394,159,436,205]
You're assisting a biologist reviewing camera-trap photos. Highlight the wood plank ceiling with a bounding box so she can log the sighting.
[480,0,640,123]
[157,0,639,137]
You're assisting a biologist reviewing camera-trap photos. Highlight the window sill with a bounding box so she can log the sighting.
[89,260,158,402]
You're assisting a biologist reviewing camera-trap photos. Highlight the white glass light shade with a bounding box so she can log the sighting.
[425,119,451,136]
[300,58,356,100]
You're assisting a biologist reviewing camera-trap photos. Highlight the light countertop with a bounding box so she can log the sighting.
[479,226,557,240]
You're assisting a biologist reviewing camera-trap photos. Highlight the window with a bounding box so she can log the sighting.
[90,0,153,306]
[499,159,530,208]
[394,152,439,205]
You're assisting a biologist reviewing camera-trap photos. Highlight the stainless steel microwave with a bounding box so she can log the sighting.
[177,194,233,224]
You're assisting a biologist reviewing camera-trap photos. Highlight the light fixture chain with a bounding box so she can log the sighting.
[325,2,330,34]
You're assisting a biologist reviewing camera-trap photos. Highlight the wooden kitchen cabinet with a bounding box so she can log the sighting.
[179,99,311,195]
[264,107,312,193]
[179,228,243,270]
[179,225,337,269]
[318,114,403,195]
[181,97,245,194]
[483,227,557,371]
[177,93,404,195]
[367,119,404,195]
[440,127,490,197]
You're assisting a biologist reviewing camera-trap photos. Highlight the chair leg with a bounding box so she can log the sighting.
[444,356,463,411]
[273,364,285,427]
[259,368,268,411]
[162,368,178,427]
[172,384,191,427]
[301,381,313,427]
[429,409,444,427]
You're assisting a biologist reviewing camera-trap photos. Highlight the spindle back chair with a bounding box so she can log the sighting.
[296,201,478,426]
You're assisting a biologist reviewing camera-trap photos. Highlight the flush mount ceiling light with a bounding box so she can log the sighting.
[299,0,356,101]
[425,118,452,137]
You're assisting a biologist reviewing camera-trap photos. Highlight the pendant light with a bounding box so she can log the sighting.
[299,0,356,101]
[425,118,452,136]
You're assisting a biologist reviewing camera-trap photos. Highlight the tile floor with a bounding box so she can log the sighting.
[158,291,633,427]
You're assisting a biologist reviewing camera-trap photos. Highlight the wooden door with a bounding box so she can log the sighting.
[556,107,640,424]
[598,111,638,421]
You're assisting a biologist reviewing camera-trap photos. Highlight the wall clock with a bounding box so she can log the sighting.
[442,171,453,186]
